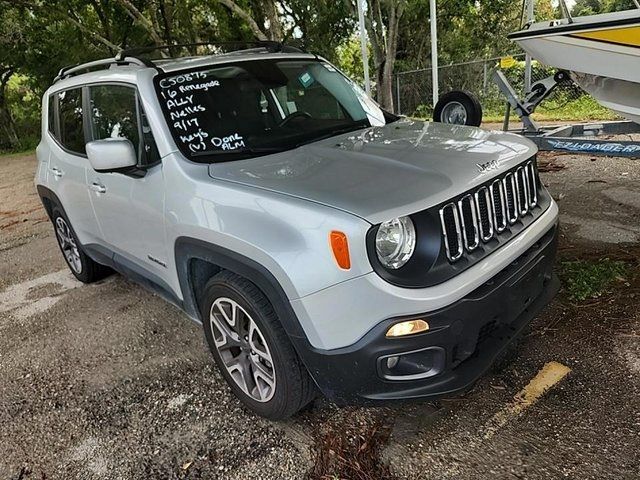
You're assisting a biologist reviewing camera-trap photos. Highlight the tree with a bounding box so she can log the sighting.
[281,0,355,62]
[602,0,639,12]
[343,0,405,111]
[367,0,406,111]
[535,0,558,20]
[571,0,603,16]
[0,5,27,149]
[397,0,522,71]
[0,67,18,149]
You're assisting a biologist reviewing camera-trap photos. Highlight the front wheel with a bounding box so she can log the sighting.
[201,271,316,419]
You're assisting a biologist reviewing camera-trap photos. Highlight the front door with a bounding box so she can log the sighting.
[85,83,168,281]
[48,87,101,245]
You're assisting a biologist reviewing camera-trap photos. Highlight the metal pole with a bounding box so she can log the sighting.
[396,75,401,115]
[483,60,488,92]
[503,102,511,132]
[558,0,574,22]
[524,0,534,93]
[429,0,439,106]
[357,0,371,96]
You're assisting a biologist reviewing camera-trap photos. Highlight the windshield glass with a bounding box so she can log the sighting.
[156,59,392,162]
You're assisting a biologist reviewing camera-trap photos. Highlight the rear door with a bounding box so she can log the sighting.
[85,83,168,280]
[48,87,101,244]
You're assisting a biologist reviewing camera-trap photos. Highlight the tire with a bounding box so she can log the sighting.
[201,271,316,419]
[51,207,112,283]
[433,90,483,127]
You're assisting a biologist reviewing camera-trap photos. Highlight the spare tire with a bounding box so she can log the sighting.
[433,90,483,127]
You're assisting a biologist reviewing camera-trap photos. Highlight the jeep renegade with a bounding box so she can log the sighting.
[35,43,559,419]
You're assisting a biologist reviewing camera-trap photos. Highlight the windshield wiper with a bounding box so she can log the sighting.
[295,121,370,147]
[191,146,286,158]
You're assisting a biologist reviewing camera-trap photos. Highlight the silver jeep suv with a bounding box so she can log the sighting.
[35,43,559,419]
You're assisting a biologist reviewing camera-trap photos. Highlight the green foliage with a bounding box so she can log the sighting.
[4,74,40,152]
[335,37,369,85]
[283,0,355,63]
[482,95,619,123]
[535,0,558,20]
[559,259,629,302]
[0,0,356,152]
[572,0,638,16]
[572,0,603,16]
[534,96,619,121]
[482,59,621,123]
[0,0,632,153]
[397,0,524,71]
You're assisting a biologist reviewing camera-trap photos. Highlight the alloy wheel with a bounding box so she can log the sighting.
[209,297,277,402]
[55,217,82,274]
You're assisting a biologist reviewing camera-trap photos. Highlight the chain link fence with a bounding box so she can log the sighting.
[393,54,588,121]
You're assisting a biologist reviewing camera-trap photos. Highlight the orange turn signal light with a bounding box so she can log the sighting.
[330,231,351,270]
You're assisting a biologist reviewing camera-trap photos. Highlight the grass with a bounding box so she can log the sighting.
[0,148,36,159]
[482,96,620,124]
[559,259,630,302]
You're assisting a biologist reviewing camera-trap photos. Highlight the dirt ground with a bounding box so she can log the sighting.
[1,146,639,480]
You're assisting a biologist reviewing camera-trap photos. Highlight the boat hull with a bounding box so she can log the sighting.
[514,34,640,85]
[510,10,640,124]
[571,73,640,124]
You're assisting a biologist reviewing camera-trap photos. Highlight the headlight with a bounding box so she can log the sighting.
[375,216,416,269]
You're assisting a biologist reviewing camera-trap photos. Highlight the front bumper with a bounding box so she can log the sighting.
[297,224,559,404]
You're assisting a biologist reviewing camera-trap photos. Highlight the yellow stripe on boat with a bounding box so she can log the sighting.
[573,26,640,47]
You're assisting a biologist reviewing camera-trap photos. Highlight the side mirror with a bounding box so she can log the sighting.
[86,138,137,172]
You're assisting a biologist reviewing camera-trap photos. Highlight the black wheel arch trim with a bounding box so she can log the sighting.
[174,237,308,340]
[37,185,64,220]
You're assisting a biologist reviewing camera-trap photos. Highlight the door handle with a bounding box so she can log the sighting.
[50,167,64,178]
[89,182,107,194]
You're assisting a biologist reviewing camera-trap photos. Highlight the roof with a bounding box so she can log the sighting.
[154,50,317,73]
[51,42,315,86]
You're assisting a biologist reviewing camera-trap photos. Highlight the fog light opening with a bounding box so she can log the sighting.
[386,356,399,369]
[386,319,429,338]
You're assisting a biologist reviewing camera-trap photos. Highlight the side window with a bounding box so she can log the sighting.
[89,85,140,157]
[58,88,86,154]
[88,84,159,166]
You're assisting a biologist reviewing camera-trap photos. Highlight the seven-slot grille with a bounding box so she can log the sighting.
[439,161,539,262]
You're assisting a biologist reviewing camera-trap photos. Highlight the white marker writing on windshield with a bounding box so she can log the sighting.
[166,95,194,110]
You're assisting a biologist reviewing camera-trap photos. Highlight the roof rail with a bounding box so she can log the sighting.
[116,41,304,59]
[53,56,159,83]
[53,41,304,84]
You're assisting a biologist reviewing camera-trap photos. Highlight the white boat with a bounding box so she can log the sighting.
[509,7,640,123]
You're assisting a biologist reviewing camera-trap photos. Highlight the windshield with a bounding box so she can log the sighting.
[155,59,393,162]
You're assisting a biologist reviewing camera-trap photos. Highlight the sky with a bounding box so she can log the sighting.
[554,0,577,7]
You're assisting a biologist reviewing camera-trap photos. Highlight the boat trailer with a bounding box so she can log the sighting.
[494,70,640,158]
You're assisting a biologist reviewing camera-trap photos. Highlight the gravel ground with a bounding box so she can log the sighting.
[1,147,639,479]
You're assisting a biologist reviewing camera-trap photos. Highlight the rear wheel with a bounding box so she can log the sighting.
[51,208,111,283]
[201,271,316,419]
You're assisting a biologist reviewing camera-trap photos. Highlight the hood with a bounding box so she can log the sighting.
[208,119,536,224]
